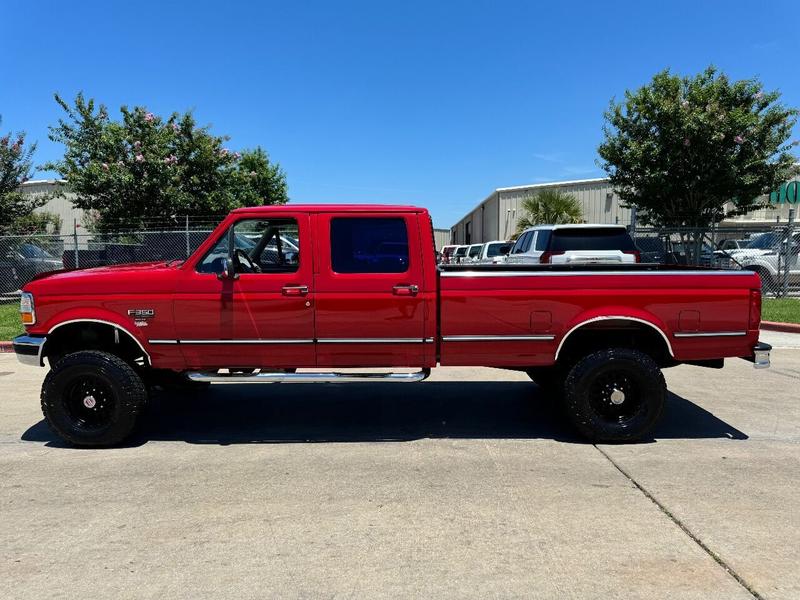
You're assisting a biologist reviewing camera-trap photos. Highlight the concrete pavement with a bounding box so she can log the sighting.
[0,348,798,599]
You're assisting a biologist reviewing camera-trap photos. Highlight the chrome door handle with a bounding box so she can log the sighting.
[282,285,309,296]
[392,284,419,296]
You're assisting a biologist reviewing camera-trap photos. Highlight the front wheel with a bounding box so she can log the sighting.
[41,350,147,447]
[563,348,665,443]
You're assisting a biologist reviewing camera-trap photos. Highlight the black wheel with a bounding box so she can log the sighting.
[41,351,147,447]
[563,348,665,443]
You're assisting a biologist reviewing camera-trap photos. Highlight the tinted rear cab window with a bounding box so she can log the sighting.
[549,228,636,251]
[331,217,409,273]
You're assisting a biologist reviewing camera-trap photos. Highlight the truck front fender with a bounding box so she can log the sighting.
[40,308,152,366]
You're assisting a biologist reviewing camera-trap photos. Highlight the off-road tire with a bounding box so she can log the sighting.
[41,350,147,447]
[563,348,666,443]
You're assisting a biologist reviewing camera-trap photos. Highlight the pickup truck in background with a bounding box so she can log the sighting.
[13,204,771,447]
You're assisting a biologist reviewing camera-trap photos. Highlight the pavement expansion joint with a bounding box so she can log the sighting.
[593,444,764,600]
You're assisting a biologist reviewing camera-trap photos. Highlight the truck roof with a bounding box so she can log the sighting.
[231,204,426,214]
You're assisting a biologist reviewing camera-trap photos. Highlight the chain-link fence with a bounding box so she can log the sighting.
[630,216,798,298]
[0,216,224,300]
[1,213,798,300]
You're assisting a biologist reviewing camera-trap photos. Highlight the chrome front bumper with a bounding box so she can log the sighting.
[751,342,771,369]
[12,335,45,367]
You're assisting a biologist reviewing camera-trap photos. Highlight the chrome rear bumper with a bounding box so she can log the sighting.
[12,335,45,367]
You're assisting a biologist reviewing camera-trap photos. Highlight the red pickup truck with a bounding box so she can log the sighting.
[13,204,771,446]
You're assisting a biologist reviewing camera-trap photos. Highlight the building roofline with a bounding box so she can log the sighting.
[452,177,612,229]
[21,179,67,186]
[496,177,609,192]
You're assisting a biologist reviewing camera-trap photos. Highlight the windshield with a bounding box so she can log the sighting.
[455,247,467,257]
[468,245,482,258]
[550,228,636,251]
[485,242,507,257]
[19,243,55,259]
[745,233,779,249]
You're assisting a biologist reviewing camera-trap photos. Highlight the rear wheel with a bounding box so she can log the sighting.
[563,348,665,443]
[41,351,147,447]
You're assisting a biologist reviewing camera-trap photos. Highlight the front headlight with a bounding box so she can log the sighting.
[20,292,35,326]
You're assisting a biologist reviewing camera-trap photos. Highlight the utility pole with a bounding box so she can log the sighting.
[782,208,795,297]
[73,218,79,269]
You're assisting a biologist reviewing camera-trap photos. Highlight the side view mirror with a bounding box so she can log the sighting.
[217,257,239,281]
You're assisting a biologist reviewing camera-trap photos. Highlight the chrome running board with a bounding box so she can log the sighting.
[186,369,431,384]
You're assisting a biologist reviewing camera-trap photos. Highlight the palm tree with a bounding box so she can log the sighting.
[516,189,583,233]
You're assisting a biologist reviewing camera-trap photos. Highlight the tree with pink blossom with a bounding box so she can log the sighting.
[599,66,798,264]
[0,116,56,233]
[45,93,287,231]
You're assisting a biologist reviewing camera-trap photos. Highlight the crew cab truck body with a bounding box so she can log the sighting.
[13,204,771,446]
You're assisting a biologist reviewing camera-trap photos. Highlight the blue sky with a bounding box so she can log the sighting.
[2,0,798,228]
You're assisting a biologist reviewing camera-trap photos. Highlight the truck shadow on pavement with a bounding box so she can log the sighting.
[22,381,748,447]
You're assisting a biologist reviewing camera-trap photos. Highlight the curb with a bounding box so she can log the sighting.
[761,321,800,334]
[0,341,13,353]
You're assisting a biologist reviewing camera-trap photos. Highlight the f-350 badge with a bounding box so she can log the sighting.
[128,308,155,326]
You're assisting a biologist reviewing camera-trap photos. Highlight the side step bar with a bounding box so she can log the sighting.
[186,369,431,384]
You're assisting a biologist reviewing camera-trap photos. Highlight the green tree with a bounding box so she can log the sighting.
[598,66,798,263]
[10,212,62,235]
[230,147,288,207]
[516,189,583,233]
[44,93,288,230]
[0,117,48,233]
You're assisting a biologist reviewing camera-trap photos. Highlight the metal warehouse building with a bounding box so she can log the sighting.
[450,177,798,244]
[450,178,626,245]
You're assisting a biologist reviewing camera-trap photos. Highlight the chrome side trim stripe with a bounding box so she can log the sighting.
[673,331,747,338]
[148,339,314,345]
[148,338,426,345]
[183,339,315,345]
[442,334,555,342]
[440,270,752,278]
[317,338,424,344]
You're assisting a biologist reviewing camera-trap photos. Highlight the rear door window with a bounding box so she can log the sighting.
[522,232,536,252]
[549,228,636,251]
[512,232,530,254]
[330,217,409,273]
[534,230,551,251]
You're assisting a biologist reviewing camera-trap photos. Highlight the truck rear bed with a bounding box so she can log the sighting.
[437,264,761,367]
